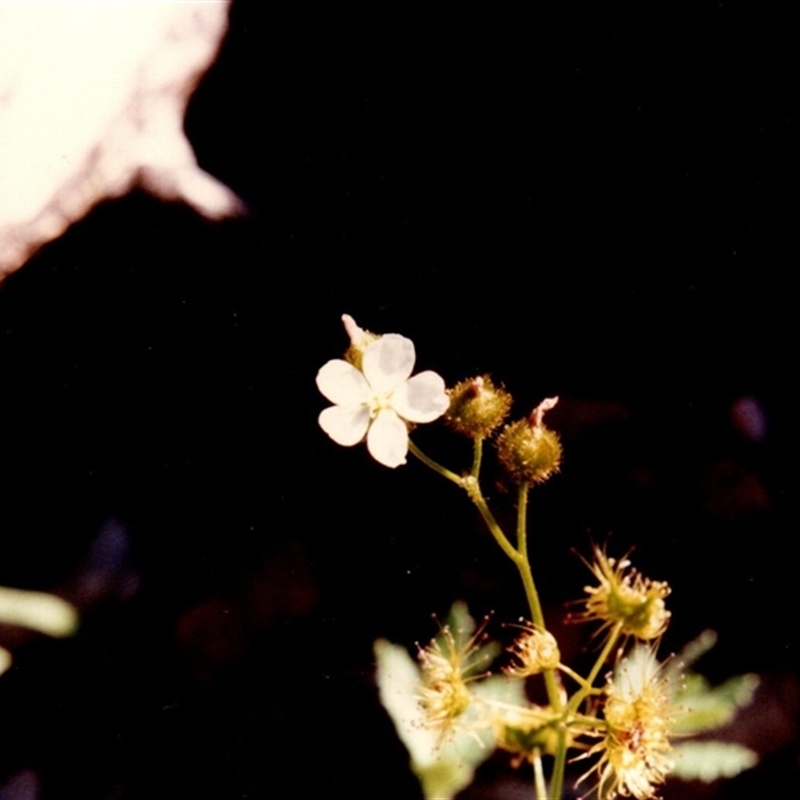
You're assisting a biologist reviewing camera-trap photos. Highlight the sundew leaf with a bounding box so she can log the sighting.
[672,741,758,782]
[673,629,719,671]
[374,638,485,800]
[472,672,527,707]
[374,603,525,800]
[664,631,760,784]
[667,630,759,736]
[438,600,500,678]
[673,672,760,735]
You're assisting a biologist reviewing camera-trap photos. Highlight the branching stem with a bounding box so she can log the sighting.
[408,437,600,800]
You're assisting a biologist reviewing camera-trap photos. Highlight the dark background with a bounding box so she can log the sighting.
[0,2,794,798]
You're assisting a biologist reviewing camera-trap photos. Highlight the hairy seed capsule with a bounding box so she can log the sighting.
[496,397,562,486]
[446,375,513,439]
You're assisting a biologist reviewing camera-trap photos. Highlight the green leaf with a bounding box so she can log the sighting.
[672,741,758,782]
[374,638,486,800]
[374,603,526,800]
[438,600,500,678]
[673,629,719,670]
[667,630,759,736]
[673,672,759,735]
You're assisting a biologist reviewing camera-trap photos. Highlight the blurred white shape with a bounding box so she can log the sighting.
[730,396,767,442]
[374,632,526,800]
[0,0,238,280]
[0,586,78,638]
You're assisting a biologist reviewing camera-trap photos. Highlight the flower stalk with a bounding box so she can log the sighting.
[317,316,686,800]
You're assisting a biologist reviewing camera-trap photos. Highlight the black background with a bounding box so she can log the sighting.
[0,2,794,798]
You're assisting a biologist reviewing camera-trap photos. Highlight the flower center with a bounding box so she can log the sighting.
[367,391,394,418]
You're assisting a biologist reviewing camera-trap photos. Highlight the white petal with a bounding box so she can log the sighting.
[341,313,369,348]
[319,405,370,446]
[367,409,408,468]
[362,334,415,395]
[316,359,371,405]
[392,371,449,423]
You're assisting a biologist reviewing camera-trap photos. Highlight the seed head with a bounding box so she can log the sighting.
[446,375,513,439]
[496,396,562,487]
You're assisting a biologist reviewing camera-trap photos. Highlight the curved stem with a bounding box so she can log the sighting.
[407,439,463,486]
[515,488,545,629]
[567,622,623,715]
[409,438,572,799]
[467,481,521,565]
[408,439,519,563]
[516,487,562,711]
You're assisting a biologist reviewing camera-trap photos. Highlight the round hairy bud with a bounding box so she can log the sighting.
[496,397,562,486]
[505,623,561,677]
[445,375,512,439]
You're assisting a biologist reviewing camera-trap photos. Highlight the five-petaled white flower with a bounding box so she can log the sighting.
[316,317,449,468]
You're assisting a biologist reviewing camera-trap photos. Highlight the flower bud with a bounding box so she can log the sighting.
[445,375,513,439]
[341,313,380,370]
[496,397,562,486]
[505,623,561,677]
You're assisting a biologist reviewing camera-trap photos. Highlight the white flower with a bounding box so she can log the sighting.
[316,320,449,468]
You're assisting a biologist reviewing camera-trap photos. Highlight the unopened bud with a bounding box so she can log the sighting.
[505,623,561,677]
[496,397,562,486]
[341,313,380,369]
[446,375,513,439]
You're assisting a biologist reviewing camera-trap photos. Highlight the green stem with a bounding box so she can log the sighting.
[471,436,483,477]
[517,486,566,800]
[515,488,544,628]
[517,485,567,800]
[408,439,519,563]
[532,750,547,799]
[407,440,463,486]
[567,622,623,715]
[558,664,601,693]
[467,482,521,565]
[409,439,570,799]
[550,730,568,800]
[570,713,608,729]
[516,487,561,711]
